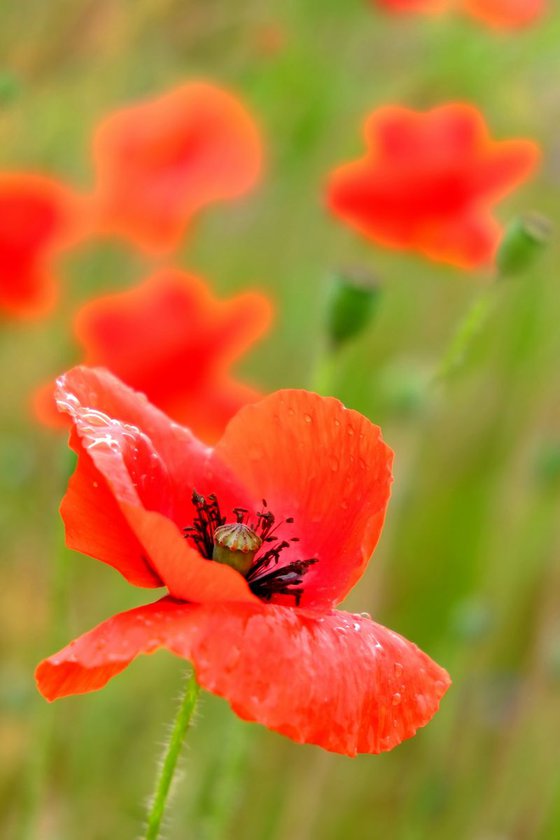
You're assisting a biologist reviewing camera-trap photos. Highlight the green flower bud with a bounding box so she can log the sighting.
[497,213,552,277]
[326,268,381,349]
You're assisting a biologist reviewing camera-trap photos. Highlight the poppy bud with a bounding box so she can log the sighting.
[213,522,262,575]
[327,268,381,349]
[497,213,552,277]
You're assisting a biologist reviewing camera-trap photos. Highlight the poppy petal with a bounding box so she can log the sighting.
[416,209,502,268]
[74,269,273,443]
[214,390,394,609]
[57,366,256,602]
[462,0,546,29]
[376,0,448,12]
[36,598,450,756]
[0,174,85,318]
[93,83,262,252]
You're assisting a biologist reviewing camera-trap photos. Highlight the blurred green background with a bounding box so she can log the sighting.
[2,1,560,838]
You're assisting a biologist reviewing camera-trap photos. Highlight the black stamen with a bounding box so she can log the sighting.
[184,490,225,558]
[248,558,318,605]
[184,492,317,604]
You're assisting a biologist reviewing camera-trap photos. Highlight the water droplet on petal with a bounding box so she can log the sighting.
[304,414,312,424]
[392,692,402,706]
[394,662,403,678]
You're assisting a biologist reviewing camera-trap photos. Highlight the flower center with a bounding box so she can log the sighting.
[183,491,317,605]
[212,522,262,575]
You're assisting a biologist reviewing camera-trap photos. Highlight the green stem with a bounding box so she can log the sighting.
[313,348,338,396]
[144,670,200,840]
[432,285,498,386]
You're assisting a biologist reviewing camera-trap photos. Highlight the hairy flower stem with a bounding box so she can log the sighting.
[144,670,200,840]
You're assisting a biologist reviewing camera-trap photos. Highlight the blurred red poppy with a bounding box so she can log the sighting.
[377,0,446,13]
[375,0,545,29]
[0,174,85,319]
[463,0,545,29]
[35,367,450,756]
[327,103,539,269]
[91,83,262,253]
[34,269,272,443]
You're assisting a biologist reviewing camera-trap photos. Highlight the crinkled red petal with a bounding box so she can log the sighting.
[56,366,256,602]
[214,389,393,609]
[92,83,262,252]
[36,598,450,756]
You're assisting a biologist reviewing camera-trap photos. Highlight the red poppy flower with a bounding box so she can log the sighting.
[91,83,262,253]
[0,174,85,319]
[326,104,539,269]
[463,0,545,29]
[35,269,272,443]
[35,366,450,756]
[375,0,545,29]
[376,0,447,13]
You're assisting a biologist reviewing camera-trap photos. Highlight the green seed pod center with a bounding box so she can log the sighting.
[212,522,262,576]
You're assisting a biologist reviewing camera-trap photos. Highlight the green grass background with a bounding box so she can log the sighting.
[1,1,560,838]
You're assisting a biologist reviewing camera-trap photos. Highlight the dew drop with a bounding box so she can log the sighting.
[347,426,355,436]
[392,692,402,706]
[394,662,403,678]
[415,693,428,713]
[304,414,312,424]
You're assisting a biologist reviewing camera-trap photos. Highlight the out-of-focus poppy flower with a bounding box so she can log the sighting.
[92,83,263,253]
[377,0,447,13]
[327,104,539,269]
[375,0,545,30]
[0,174,85,319]
[463,0,545,29]
[35,367,450,756]
[34,269,272,444]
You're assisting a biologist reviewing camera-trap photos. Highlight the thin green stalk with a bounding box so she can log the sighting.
[432,285,498,386]
[313,348,339,396]
[144,670,200,840]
